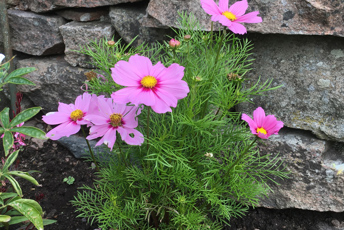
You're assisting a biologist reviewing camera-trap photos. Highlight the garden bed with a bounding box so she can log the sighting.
[16,134,344,230]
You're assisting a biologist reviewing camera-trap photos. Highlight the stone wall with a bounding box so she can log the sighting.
[1,0,343,213]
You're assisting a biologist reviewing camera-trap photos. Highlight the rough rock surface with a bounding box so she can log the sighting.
[16,56,89,112]
[109,5,173,46]
[17,0,143,13]
[56,7,109,22]
[0,10,66,56]
[59,21,114,68]
[238,33,344,142]
[146,0,344,37]
[258,128,344,212]
[58,135,104,159]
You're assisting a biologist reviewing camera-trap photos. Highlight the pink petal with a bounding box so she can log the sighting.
[75,93,91,111]
[253,107,266,127]
[150,96,172,114]
[228,22,247,34]
[218,0,229,12]
[57,102,74,114]
[122,128,144,146]
[217,15,233,28]
[111,87,140,105]
[154,88,178,107]
[84,114,108,125]
[229,0,248,17]
[241,113,257,134]
[200,0,221,16]
[97,97,113,116]
[42,112,70,125]
[128,88,156,107]
[111,59,142,86]
[262,115,278,131]
[157,63,185,82]
[257,132,269,139]
[270,121,284,135]
[87,124,110,139]
[236,11,262,23]
[158,81,189,100]
[117,126,128,143]
[150,61,166,78]
[122,107,140,129]
[129,55,153,77]
[102,128,117,151]
[46,121,80,140]
[113,103,127,115]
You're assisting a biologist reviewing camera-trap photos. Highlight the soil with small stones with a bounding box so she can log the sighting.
[13,135,344,230]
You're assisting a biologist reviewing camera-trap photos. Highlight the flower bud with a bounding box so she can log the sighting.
[193,76,202,82]
[169,39,181,49]
[184,35,191,41]
[107,40,116,47]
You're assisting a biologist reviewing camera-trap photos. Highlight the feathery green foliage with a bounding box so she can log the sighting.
[72,13,287,229]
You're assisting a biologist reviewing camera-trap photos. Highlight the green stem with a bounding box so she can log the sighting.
[227,136,258,174]
[81,126,100,171]
[146,107,151,151]
[116,141,127,167]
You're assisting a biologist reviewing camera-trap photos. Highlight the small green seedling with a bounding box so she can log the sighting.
[63,176,75,185]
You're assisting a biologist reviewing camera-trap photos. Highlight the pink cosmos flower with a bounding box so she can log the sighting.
[200,0,262,35]
[84,97,144,150]
[42,93,92,140]
[111,54,189,114]
[241,107,283,139]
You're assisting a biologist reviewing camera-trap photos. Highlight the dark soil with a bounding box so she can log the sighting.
[14,131,344,230]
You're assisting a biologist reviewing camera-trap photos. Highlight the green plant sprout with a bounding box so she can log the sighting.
[63,176,75,185]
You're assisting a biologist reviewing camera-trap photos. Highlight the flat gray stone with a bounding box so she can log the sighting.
[109,5,173,46]
[238,33,344,142]
[17,0,143,13]
[146,0,344,36]
[16,56,90,112]
[59,21,114,68]
[0,10,66,56]
[56,7,109,22]
[58,135,103,159]
[258,128,344,212]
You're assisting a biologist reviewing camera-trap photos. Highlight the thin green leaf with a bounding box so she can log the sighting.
[3,150,19,172]
[3,131,14,157]
[0,108,10,129]
[8,171,39,186]
[7,77,35,86]
[5,67,36,81]
[8,199,43,230]
[0,127,4,135]
[0,192,18,201]
[7,215,28,225]
[5,176,22,197]
[10,107,41,127]
[43,219,57,226]
[10,127,47,139]
[0,215,11,223]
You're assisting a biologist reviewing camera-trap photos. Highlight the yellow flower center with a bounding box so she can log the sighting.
[141,75,157,88]
[257,127,267,135]
[70,109,84,121]
[222,11,237,21]
[110,113,123,127]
